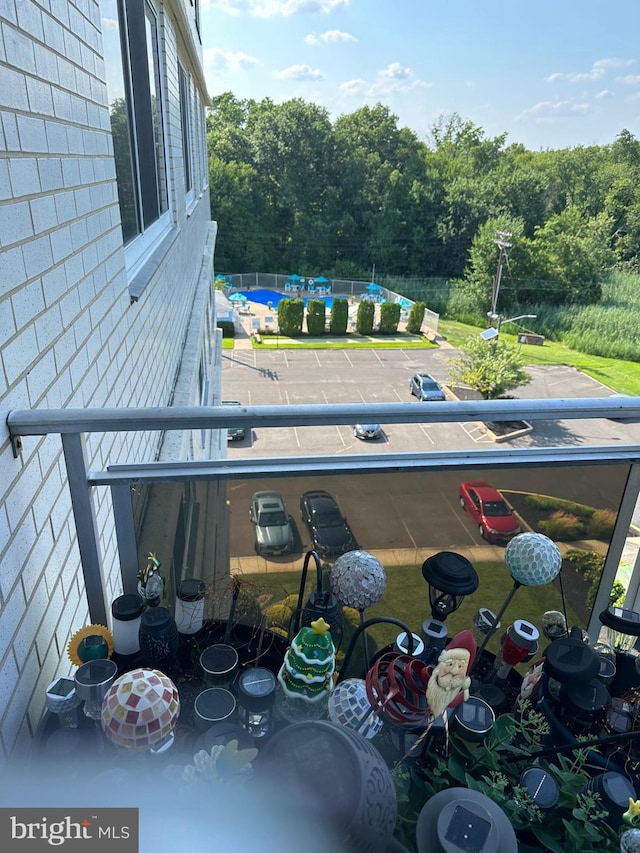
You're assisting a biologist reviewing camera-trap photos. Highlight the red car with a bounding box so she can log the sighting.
[458,481,520,543]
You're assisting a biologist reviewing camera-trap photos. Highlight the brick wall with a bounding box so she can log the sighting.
[0,0,216,758]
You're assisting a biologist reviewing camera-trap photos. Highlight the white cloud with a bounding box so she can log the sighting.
[210,0,349,17]
[304,29,357,45]
[517,100,591,122]
[596,89,614,100]
[546,58,636,84]
[273,64,324,81]
[379,62,413,81]
[338,78,368,96]
[338,63,431,101]
[617,75,640,86]
[204,47,261,72]
[100,17,118,30]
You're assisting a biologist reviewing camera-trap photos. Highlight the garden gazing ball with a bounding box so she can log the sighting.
[505,532,562,586]
[101,667,179,751]
[330,550,387,610]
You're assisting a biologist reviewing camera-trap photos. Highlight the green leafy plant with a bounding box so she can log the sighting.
[396,702,620,852]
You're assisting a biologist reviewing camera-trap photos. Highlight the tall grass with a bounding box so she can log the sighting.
[527,271,640,361]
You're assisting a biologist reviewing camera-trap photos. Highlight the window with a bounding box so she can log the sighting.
[104,0,169,272]
[178,63,192,197]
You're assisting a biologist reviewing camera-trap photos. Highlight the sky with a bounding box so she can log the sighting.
[200,0,640,151]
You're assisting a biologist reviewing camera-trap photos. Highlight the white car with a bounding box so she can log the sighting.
[250,491,294,557]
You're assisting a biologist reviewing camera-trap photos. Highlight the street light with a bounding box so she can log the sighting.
[497,313,536,333]
[483,313,536,337]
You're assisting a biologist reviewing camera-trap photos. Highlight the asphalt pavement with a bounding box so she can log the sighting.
[223,298,640,576]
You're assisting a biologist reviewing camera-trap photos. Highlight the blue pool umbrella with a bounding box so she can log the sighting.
[230,292,247,302]
[288,273,302,281]
[366,282,382,292]
[315,275,328,283]
[396,297,412,307]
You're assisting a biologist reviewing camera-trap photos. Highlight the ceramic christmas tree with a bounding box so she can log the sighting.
[276,616,336,722]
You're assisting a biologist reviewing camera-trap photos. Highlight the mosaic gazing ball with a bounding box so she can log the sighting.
[101,668,179,751]
[331,550,386,610]
[328,678,383,740]
[505,532,562,586]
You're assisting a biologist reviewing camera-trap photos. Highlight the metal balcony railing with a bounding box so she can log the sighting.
[7,396,640,641]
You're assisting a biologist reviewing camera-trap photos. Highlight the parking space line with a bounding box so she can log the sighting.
[343,351,354,367]
[314,351,321,367]
[418,425,435,445]
[458,422,492,443]
[372,350,384,367]
[391,495,418,549]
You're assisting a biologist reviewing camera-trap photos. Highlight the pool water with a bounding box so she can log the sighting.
[238,289,334,309]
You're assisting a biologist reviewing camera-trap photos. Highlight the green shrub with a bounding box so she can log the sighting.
[586,508,617,540]
[216,320,235,338]
[564,548,604,574]
[539,510,584,540]
[305,299,326,336]
[525,494,594,518]
[406,301,426,334]
[329,297,349,335]
[379,301,401,334]
[278,297,304,336]
[356,299,375,335]
[564,548,611,610]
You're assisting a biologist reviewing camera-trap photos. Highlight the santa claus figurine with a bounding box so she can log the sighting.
[425,630,477,723]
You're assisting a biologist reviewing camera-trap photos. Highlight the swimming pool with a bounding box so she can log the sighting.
[237,289,334,309]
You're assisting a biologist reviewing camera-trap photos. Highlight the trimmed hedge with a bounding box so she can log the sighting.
[406,301,426,334]
[217,320,235,338]
[379,301,401,334]
[330,297,349,335]
[356,299,375,335]
[306,299,326,336]
[278,297,304,336]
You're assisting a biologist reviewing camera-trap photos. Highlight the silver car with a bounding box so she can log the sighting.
[249,491,294,557]
[354,423,382,440]
[409,373,446,401]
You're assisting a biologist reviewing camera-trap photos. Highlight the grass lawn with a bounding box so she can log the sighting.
[238,561,581,676]
[222,338,234,349]
[439,319,640,395]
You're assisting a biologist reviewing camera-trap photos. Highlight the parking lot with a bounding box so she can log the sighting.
[220,347,639,568]
[221,347,629,458]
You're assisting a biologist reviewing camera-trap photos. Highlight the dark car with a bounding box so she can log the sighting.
[354,423,382,440]
[222,400,245,441]
[458,480,521,544]
[299,490,357,557]
[409,373,446,401]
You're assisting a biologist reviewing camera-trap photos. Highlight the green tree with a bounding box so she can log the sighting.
[406,301,426,334]
[448,336,531,399]
[305,300,326,336]
[378,301,401,334]
[277,298,304,336]
[329,297,349,335]
[356,300,375,335]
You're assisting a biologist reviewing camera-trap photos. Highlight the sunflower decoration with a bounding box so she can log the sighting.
[67,624,114,666]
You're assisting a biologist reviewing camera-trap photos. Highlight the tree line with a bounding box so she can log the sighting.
[207,93,640,318]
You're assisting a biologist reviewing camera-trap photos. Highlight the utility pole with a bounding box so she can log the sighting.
[487,231,512,327]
